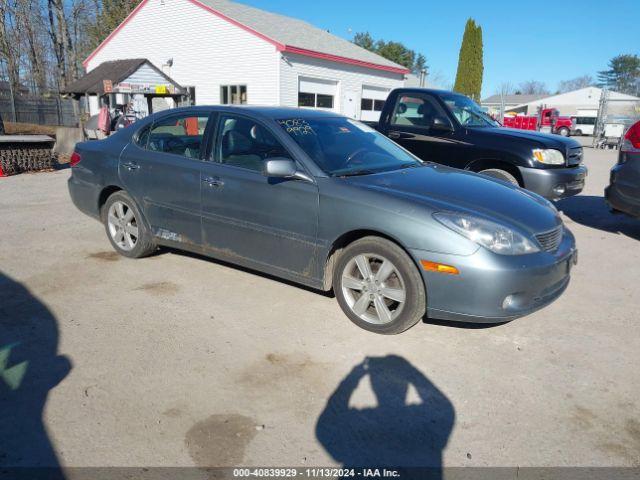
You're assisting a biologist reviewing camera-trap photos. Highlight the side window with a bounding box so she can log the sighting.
[215,115,291,172]
[135,125,151,148]
[390,94,448,129]
[146,114,210,159]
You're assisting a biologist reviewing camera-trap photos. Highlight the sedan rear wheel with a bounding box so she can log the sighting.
[334,236,426,334]
[103,191,156,258]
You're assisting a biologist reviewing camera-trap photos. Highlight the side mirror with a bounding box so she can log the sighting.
[431,117,454,133]
[263,157,297,178]
[263,157,313,183]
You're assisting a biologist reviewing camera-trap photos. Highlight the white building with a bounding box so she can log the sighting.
[483,87,640,117]
[83,0,409,121]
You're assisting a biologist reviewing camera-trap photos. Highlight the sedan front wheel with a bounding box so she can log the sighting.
[333,236,426,334]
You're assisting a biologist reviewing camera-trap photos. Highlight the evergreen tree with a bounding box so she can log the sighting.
[453,19,484,101]
[88,0,143,51]
[351,32,427,74]
[598,54,640,96]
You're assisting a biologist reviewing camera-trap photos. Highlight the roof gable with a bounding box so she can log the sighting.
[84,0,409,74]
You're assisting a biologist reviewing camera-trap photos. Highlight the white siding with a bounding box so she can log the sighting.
[280,53,405,119]
[122,63,172,86]
[86,0,279,105]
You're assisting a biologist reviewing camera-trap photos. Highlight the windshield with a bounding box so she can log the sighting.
[440,93,500,128]
[277,117,422,176]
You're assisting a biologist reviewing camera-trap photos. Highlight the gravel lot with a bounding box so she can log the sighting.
[1,145,639,470]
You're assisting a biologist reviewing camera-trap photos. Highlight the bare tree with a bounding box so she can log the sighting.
[14,0,48,93]
[557,75,594,93]
[47,0,77,89]
[518,80,549,95]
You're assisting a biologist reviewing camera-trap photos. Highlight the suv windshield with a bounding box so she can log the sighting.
[277,117,421,176]
[441,93,499,128]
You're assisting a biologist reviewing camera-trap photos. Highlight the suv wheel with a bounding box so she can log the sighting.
[103,191,156,258]
[478,168,519,186]
[333,236,426,334]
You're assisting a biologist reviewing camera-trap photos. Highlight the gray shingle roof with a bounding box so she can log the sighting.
[481,94,547,104]
[64,58,183,94]
[197,0,407,71]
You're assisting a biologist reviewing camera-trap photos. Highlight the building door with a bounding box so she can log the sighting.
[360,86,390,122]
[342,90,359,119]
[298,76,338,112]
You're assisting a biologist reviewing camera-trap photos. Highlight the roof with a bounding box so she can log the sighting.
[83,0,409,74]
[64,58,183,95]
[481,94,547,104]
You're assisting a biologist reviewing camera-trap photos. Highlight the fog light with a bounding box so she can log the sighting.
[553,184,566,196]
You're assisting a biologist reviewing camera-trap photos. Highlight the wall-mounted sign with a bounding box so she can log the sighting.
[103,79,113,93]
[155,85,168,94]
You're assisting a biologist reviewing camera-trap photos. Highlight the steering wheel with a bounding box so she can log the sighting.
[345,148,369,165]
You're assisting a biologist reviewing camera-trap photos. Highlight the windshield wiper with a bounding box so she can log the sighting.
[336,169,378,177]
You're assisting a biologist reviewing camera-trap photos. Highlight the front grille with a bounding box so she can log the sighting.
[567,147,583,166]
[535,225,563,252]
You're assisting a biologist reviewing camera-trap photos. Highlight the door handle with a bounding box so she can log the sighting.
[202,176,224,187]
[122,162,139,171]
[388,131,404,139]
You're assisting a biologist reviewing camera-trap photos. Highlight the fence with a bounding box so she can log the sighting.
[0,95,79,127]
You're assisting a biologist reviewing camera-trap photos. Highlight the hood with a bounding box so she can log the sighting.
[479,126,581,151]
[345,165,561,235]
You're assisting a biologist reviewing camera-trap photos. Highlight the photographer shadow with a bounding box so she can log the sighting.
[0,272,71,479]
[316,355,454,478]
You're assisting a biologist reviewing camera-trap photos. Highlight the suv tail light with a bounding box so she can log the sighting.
[621,121,640,153]
[70,151,82,166]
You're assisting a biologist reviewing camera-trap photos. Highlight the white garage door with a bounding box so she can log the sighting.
[361,85,390,122]
[298,77,338,111]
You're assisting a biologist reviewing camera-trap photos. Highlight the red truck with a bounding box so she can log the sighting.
[503,108,573,137]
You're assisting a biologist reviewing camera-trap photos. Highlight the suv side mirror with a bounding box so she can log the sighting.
[263,157,313,182]
[431,116,454,133]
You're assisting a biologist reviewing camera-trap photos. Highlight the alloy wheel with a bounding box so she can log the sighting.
[341,253,407,325]
[107,200,139,251]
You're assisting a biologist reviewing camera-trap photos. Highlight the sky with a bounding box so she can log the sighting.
[239,0,640,98]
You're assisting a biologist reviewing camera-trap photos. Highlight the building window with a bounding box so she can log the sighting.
[221,85,247,105]
[298,92,334,109]
[361,98,386,112]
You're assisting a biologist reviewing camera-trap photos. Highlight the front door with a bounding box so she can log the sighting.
[200,113,319,280]
[342,90,359,119]
[119,111,212,246]
[386,93,465,168]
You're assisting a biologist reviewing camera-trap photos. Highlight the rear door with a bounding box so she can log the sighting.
[200,113,320,279]
[119,111,213,246]
[385,93,465,168]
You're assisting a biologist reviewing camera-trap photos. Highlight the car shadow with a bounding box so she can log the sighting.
[316,355,455,478]
[0,272,71,478]
[557,195,640,241]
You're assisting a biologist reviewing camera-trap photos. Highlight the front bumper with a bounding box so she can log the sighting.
[518,165,588,200]
[605,163,640,218]
[410,228,577,323]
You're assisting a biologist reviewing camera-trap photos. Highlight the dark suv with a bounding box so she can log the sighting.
[373,88,588,200]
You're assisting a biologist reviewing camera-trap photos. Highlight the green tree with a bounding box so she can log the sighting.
[351,32,427,74]
[87,0,142,51]
[453,18,484,101]
[598,54,640,96]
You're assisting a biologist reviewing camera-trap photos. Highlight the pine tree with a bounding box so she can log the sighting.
[453,19,484,101]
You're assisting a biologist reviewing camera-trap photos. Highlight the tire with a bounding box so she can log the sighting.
[558,127,570,137]
[333,236,426,334]
[103,191,156,258]
[478,168,520,186]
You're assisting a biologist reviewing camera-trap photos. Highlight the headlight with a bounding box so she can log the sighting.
[434,212,540,255]
[532,149,565,165]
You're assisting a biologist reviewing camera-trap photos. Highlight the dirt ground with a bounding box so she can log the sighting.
[0,146,639,471]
